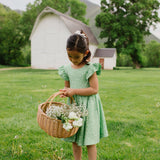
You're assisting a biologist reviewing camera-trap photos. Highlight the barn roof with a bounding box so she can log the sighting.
[29,6,99,45]
[94,48,117,58]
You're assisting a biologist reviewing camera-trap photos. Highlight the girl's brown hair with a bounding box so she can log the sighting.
[66,30,91,64]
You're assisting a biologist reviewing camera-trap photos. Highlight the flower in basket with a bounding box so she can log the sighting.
[63,122,73,131]
[68,112,78,119]
[46,103,88,131]
[73,118,83,127]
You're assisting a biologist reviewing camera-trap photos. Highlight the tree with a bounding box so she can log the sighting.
[96,0,160,68]
[20,0,88,43]
[69,0,89,25]
[0,8,25,65]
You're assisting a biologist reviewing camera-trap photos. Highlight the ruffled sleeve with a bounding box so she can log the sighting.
[58,66,69,81]
[86,63,101,80]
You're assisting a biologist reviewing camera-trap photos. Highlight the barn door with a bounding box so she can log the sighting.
[99,58,104,69]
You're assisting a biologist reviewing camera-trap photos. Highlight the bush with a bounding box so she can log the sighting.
[142,41,160,67]
[117,53,133,67]
[20,44,31,66]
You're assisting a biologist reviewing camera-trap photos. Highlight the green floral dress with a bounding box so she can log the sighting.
[58,63,108,146]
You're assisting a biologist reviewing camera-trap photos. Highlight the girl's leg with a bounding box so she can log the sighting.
[87,144,97,160]
[72,142,82,160]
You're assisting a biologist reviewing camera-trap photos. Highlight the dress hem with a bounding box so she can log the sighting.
[62,134,109,146]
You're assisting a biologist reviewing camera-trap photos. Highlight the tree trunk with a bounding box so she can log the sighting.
[130,53,141,69]
[133,61,141,69]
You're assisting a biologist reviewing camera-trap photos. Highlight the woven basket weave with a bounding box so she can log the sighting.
[37,91,79,138]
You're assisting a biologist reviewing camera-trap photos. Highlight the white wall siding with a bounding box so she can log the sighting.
[89,45,97,59]
[104,58,115,70]
[92,52,117,70]
[31,14,70,69]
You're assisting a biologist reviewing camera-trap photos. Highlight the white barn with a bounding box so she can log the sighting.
[92,48,117,70]
[29,6,99,69]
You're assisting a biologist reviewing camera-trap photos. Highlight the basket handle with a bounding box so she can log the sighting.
[44,91,75,108]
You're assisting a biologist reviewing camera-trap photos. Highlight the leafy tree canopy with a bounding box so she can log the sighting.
[96,0,160,68]
[70,0,89,24]
[0,3,11,24]
[0,8,25,65]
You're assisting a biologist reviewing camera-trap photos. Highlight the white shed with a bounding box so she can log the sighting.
[29,6,98,69]
[92,48,117,70]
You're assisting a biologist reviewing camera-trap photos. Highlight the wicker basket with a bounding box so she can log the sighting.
[37,91,79,138]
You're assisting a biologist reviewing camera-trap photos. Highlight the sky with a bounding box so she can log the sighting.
[0,0,159,38]
[0,0,100,10]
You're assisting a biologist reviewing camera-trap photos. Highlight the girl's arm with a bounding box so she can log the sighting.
[60,72,98,97]
[64,80,70,88]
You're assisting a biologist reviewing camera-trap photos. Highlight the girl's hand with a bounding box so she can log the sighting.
[59,94,67,98]
[59,88,75,97]
[59,90,67,98]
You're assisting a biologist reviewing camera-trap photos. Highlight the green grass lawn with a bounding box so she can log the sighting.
[0,65,13,69]
[0,68,160,160]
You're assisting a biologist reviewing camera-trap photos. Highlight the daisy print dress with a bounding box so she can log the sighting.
[58,63,108,146]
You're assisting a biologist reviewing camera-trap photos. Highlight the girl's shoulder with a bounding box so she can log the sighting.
[85,62,101,79]
[58,64,70,81]
[58,64,71,72]
[87,62,101,75]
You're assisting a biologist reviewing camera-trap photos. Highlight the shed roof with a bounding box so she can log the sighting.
[94,48,116,58]
[29,6,98,45]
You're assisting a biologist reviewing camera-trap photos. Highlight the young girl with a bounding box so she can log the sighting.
[58,30,108,160]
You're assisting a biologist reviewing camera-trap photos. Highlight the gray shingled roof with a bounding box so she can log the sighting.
[30,6,98,45]
[94,48,116,58]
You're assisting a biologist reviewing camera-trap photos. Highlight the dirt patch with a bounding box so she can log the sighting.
[0,67,31,71]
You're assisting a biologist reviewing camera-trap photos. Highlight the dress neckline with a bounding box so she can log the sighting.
[70,64,86,70]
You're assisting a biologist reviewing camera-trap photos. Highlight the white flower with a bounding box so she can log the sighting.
[19,145,22,148]
[46,105,63,119]
[63,122,73,131]
[73,118,83,127]
[156,102,160,108]
[68,112,78,119]
[14,135,19,139]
